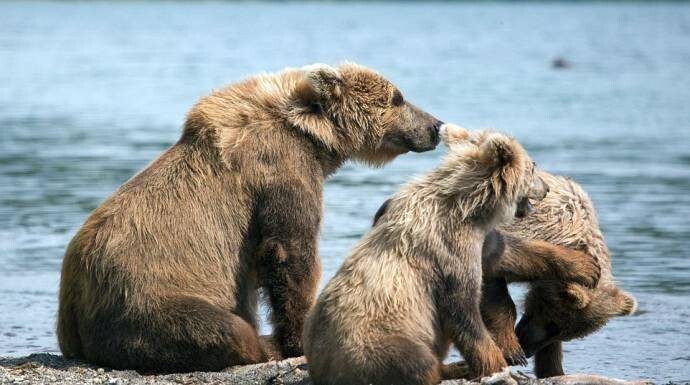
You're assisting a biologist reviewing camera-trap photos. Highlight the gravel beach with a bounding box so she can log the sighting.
[0,354,662,385]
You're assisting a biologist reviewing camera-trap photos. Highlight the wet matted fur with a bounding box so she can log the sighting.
[501,171,637,377]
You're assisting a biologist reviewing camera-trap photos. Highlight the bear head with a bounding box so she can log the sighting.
[437,124,549,224]
[515,282,637,358]
[289,63,443,165]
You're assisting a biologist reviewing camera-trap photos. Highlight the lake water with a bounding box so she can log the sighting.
[1,1,689,382]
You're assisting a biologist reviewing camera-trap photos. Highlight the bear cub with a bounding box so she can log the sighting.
[502,171,637,377]
[439,124,636,378]
[303,128,548,385]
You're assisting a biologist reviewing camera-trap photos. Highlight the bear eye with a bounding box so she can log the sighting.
[309,101,323,115]
[391,89,404,107]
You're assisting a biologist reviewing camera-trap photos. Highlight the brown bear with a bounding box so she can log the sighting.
[57,63,443,373]
[503,171,637,378]
[372,124,604,372]
[438,124,636,378]
[373,188,604,372]
[303,129,549,385]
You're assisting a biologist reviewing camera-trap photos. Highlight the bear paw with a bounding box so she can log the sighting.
[559,250,601,289]
[503,345,528,367]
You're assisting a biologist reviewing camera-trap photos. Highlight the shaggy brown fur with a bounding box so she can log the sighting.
[303,130,548,385]
[57,63,443,373]
[439,125,635,377]
[373,200,604,370]
[373,125,604,370]
[503,171,637,377]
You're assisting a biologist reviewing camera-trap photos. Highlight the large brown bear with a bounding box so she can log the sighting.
[439,124,636,378]
[57,63,443,373]
[303,129,549,385]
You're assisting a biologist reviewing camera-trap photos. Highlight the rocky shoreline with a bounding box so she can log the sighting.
[0,354,662,385]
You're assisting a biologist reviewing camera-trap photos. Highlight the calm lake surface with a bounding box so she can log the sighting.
[1,1,689,382]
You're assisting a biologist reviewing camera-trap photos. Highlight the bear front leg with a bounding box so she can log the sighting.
[257,184,322,358]
[258,237,320,357]
[480,277,527,366]
[487,232,601,289]
[439,270,508,378]
[453,303,508,379]
[534,341,564,378]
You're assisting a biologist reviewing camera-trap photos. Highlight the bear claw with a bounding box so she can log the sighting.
[504,349,528,367]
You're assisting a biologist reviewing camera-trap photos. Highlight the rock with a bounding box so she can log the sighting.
[0,354,657,385]
[480,368,518,385]
[552,57,570,69]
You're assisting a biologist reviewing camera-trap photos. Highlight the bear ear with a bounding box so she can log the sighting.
[287,64,344,151]
[477,132,522,171]
[293,63,343,112]
[561,283,592,310]
[611,290,637,316]
[440,123,471,148]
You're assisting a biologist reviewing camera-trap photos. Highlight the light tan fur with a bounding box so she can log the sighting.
[303,130,548,385]
[440,124,635,377]
[505,172,637,377]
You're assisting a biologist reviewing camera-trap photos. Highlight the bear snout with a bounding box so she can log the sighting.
[429,120,443,147]
[516,325,536,358]
[411,119,443,152]
[516,316,557,359]
[529,175,549,200]
[399,102,444,153]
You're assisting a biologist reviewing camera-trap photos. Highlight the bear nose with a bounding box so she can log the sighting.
[430,120,444,144]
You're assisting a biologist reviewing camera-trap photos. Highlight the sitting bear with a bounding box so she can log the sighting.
[303,129,548,385]
[57,63,443,373]
[438,124,636,378]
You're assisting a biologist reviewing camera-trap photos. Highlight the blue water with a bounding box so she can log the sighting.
[1,1,689,382]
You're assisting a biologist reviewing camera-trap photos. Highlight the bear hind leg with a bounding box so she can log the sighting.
[317,337,440,385]
[57,300,83,359]
[81,295,268,373]
[357,337,441,385]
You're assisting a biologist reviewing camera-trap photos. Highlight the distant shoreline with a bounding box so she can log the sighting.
[5,0,690,4]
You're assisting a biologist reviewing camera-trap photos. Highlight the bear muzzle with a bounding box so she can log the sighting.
[516,316,558,358]
[409,119,443,152]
